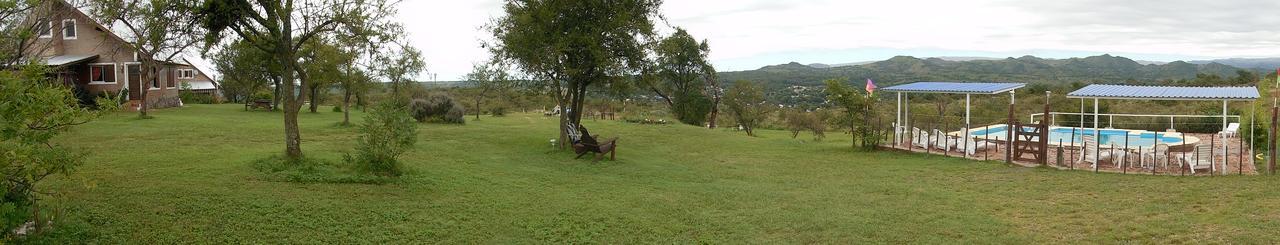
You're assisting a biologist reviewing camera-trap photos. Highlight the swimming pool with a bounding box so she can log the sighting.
[953,125,1198,148]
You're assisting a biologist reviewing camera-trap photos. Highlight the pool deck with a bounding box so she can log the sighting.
[946,124,1201,149]
[887,130,1255,176]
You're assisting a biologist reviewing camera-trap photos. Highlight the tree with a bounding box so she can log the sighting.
[649,28,716,126]
[91,0,207,118]
[488,0,662,148]
[0,0,48,68]
[377,43,425,96]
[464,61,510,120]
[299,38,348,113]
[196,0,400,159]
[212,40,273,103]
[0,64,116,236]
[825,79,878,149]
[723,81,771,136]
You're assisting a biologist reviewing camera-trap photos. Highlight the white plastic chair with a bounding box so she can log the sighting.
[1181,144,1215,174]
[1219,123,1239,138]
[1079,135,1125,168]
[911,128,931,149]
[932,129,956,152]
[1138,144,1170,169]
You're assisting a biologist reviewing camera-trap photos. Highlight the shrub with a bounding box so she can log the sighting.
[345,100,417,177]
[490,106,506,117]
[409,93,466,124]
[332,105,342,113]
[671,90,712,126]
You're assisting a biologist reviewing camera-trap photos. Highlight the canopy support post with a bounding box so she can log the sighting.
[1223,100,1228,172]
[965,94,971,127]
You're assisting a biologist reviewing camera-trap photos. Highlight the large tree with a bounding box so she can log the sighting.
[463,61,510,120]
[649,28,717,126]
[488,0,663,148]
[212,40,273,103]
[91,0,206,117]
[196,0,399,159]
[376,43,424,96]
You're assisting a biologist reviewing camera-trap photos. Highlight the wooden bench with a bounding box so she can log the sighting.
[245,100,273,111]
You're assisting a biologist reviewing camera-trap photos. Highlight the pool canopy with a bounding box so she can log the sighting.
[881,82,1026,94]
[888,81,1028,131]
[1066,84,1259,101]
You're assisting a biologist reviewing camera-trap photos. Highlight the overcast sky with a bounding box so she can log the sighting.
[400,0,1280,81]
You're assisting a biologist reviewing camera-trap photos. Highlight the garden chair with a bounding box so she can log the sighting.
[932,129,956,152]
[957,136,994,156]
[1137,144,1170,169]
[1078,135,1124,169]
[1218,123,1239,138]
[565,122,617,162]
[1181,144,1215,174]
[911,128,931,149]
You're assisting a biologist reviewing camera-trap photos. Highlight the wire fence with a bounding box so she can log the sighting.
[881,112,1257,176]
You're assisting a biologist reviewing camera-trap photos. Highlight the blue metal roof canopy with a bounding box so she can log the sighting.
[1066,84,1259,101]
[886,81,1027,134]
[1065,84,1259,170]
[881,82,1027,94]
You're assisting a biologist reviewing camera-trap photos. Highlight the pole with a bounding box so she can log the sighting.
[1093,98,1100,172]
[1270,99,1277,175]
[1007,91,1015,164]
[897,92,902,144]
[965,93,971,127]
[1223,100,1229,172]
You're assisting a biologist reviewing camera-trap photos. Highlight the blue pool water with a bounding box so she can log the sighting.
[970,126,1184,147]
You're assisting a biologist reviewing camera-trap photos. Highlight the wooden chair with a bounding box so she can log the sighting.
[566,123,617,162]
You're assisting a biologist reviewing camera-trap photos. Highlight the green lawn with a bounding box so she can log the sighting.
[33,104,1280,243]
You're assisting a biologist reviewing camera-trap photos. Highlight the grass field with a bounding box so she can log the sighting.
[31,104,1280,243]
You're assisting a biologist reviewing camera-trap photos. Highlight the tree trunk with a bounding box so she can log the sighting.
[342,89,351,125]
[138,61,152,117]
[279,48,302,160]
[271,76,282,111]
[708,98,720,128]
[309,84,318,113]
[475,96,482,120]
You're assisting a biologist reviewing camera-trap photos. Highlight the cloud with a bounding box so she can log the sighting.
[405,0,1280,78]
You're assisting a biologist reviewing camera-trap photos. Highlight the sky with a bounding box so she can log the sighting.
[400,0,1280,81]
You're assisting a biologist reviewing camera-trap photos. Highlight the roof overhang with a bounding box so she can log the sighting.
[880,81,1027,94]
[1066,84,1260,101]
[44,55,98,66]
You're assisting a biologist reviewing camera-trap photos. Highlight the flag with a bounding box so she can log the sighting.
[865,78,877,95]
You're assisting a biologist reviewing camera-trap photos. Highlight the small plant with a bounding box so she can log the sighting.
[345,100,418,176]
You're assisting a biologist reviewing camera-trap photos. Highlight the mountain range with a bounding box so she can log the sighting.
[718,54,1271,91]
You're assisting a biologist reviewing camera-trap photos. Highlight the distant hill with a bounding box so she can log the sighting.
[719,54,1248,91]
[1187,58,1280,71]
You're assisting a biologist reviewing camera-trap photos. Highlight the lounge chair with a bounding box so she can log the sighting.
[932,129,956,152]
[1078,135,1125,168]
[957,137,994,156]
[565,122,618,162]
[1181,144,1215,174]
[1218,123,1240,138]
[911,128,931,149]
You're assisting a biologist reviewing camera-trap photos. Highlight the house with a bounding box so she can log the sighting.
[175,59,222,101]
[22,0,191,110]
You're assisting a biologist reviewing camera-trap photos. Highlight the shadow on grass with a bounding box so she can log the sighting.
[250,155,395,185]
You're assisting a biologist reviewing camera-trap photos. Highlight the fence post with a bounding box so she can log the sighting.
[1272,103,1278,175]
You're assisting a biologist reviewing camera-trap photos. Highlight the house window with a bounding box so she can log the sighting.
[37,21,52,38]
[88,64,116,84]
[178,69,196,79]
[62,19,76,39]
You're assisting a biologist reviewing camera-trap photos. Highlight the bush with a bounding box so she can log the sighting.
[345,100,418,177]
[332,105,342,113]
[409,93,466,124]
[671,90,712,126]
[490,106,506,117]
